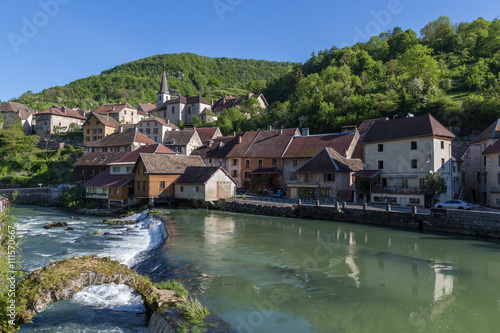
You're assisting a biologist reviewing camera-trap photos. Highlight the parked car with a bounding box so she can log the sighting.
[434,200,473,210]
[273,190,286,198]
[236,187,249,195]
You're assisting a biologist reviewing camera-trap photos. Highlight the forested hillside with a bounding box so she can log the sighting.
[12,17,500,136]
[13,53,294,111]
[264,16,500,136]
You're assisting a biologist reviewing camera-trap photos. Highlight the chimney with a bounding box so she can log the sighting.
[267,125,273,131]
[279,127,283,136]
[233,131,236,136]
[167,119,170,124]
[106,114,109,121]
[341,125,357,133]
[238,136,242,144]
[193,126,196,131]
[302,128,309,136]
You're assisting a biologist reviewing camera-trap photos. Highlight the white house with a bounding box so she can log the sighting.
[137,117,179,143]
[361,114,455,207]
[174,166,236,201]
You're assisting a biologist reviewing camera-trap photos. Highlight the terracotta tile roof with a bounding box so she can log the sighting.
[111,144,174,164]
[483,140,500,154]
[85,129,156,147]
[139,153,205,174]
[175,166,236,185]
[163,130,200,146]
[84,169,134,188]
[139,117,179,129]
[297,147,363,173]
[36,105,86,120]
[73,152,129,167]
[283,133,356,158]
[361,114,455,144]
[242,128,298,158]
[192,136,238,159]
[226,131,259,157]
[138,103,157,113]
[88,112,119,128]
[93,103,136,115]
[352,118,386,159]
[472,119,500,143]
[0,102,34,120]
[195,127,221,143]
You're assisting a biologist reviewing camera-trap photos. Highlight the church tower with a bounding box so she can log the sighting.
[157,70,171,106]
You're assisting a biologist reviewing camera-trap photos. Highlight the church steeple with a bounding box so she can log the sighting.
[157,70,171,106]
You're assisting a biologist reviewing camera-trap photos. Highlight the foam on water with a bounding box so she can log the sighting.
[73,284,145,312]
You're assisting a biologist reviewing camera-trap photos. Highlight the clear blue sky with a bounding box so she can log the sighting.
[1,0,498,102]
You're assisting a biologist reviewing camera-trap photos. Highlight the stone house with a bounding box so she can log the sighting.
[83,112,119,146]
[163,130,203,155]
[133,153,205,202]
[282,128,359,185]
[361,114,455,207]
[34,106,86,137]
[93,103,143,124]
[0,102,34,134]
[137,117,179,143]
[174,166,237,201]
[461,119,500,204]
[191,135,240,169]
[73,151,129,183]
[84,128,156,153]
[289,147,363,200]
[212,93,270,116]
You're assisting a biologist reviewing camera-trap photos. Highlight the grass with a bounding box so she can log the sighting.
[154,280,188,298]
[176,298,210,325]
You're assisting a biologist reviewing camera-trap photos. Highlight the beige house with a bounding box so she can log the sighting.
[93,103,142,124]
[137,117,179,143]
[163,130,203,155]
[34,106,86,137]
[461,119,500,204]
[362,115,455,207]
[174,166,236,201]
[288,147,363,200]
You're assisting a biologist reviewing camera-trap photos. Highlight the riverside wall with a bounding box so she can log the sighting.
[221,200,500,239]
[0,187,63,205]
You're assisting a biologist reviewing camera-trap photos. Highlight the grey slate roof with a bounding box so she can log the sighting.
[472,119,500,143]
[139,153,205,174]
[296,147,363,173]
[159,70,169,94]
[175,166,236,185]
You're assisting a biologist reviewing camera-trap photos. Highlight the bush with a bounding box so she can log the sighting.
[176,298,209,325]
[154,280,188,298]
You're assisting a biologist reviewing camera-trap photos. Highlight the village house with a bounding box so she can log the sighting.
[226,128,299,189]
[93,103,143,124]
[133,153,205,203]
[84,128,156,153]
[191,135,240,168]
[73,151,129,183]
[361,114,455,207]
[137,117,179,143]
[461,119,500,204]
[174,166,237,201]
[212,93,270,117]
[282,128,359,184]
[83,143,175,206]
[163,129,203,155]
[34,105,86,137]
[151,71,212,125]
[289,147,363,201]
[194,127,222,145]
[0,102,34,134]
[83,112,119,146]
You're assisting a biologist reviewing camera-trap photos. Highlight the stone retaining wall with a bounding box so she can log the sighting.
[0,188,63,205]
[222,200,500,239]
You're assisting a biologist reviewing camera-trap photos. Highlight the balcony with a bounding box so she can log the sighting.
[372,185,425,195]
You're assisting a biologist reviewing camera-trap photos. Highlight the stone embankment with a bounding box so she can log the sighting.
[0,187,63,205]
[222,199,500,239]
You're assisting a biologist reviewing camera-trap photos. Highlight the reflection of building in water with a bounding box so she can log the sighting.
[433,263,454,301]
[203,214,236,246]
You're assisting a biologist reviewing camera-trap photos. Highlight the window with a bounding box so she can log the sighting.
[484,156,487,166]
[409,198,420,204]
[209,158,212,164]
[232,170,238,177]
[147,122,150,127]
[86,129,90,134]
[160,181,165,189]
[420,178,426,187]
[245,160,250,167]
[378,160,384,169]
[258,159,263,167]
[180,186,184,192]
[116,188,119,195]
[112,167,120,173]
[172,107,175,114]
[232,159,238,166]
[378,144,383,152]
[86,136,90,142]
[320,188,331,197]
[497,174,500,185]
[196,186,199,193]
[153,128,158,134]
[188,107,191,115]
[92,129,97,134]
[272,159,277,166]
[441,158,445,168]
[244,171,251,179]
[324,173,334,182]
[154,137,158,142]
[498,155,500,167]
[441,141,445,149]
[98,128,103,134]
[381,178,387,186]
[126,167,133,173]
[411,159,417,169]
[477,172,481,183]
[146,128,151,134]
[124,110,127,115]
[292,159,298,167]
[411,141,417,150]
[109,188,113,195]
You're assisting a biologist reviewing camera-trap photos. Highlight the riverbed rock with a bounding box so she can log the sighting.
[43,222,68,229]
[65,227,75,231]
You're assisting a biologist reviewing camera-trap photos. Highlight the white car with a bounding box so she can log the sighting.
[434,200,473,210]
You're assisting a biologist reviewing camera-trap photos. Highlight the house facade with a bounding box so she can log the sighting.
[191,135,239,169]
[83,112,119,146]
[93,103,142,124]
[34,106,86,137]
[174,166,236,201]
[0,102,34,134]
[362,115,455,207]
[137,117,179,143]
[84,169,134,207]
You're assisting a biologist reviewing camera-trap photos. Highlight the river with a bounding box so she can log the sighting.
[12,206,500,332]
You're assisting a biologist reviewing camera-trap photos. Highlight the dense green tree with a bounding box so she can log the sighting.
[420,16,456,53]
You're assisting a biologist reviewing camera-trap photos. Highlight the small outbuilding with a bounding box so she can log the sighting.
[174,166,236,201]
